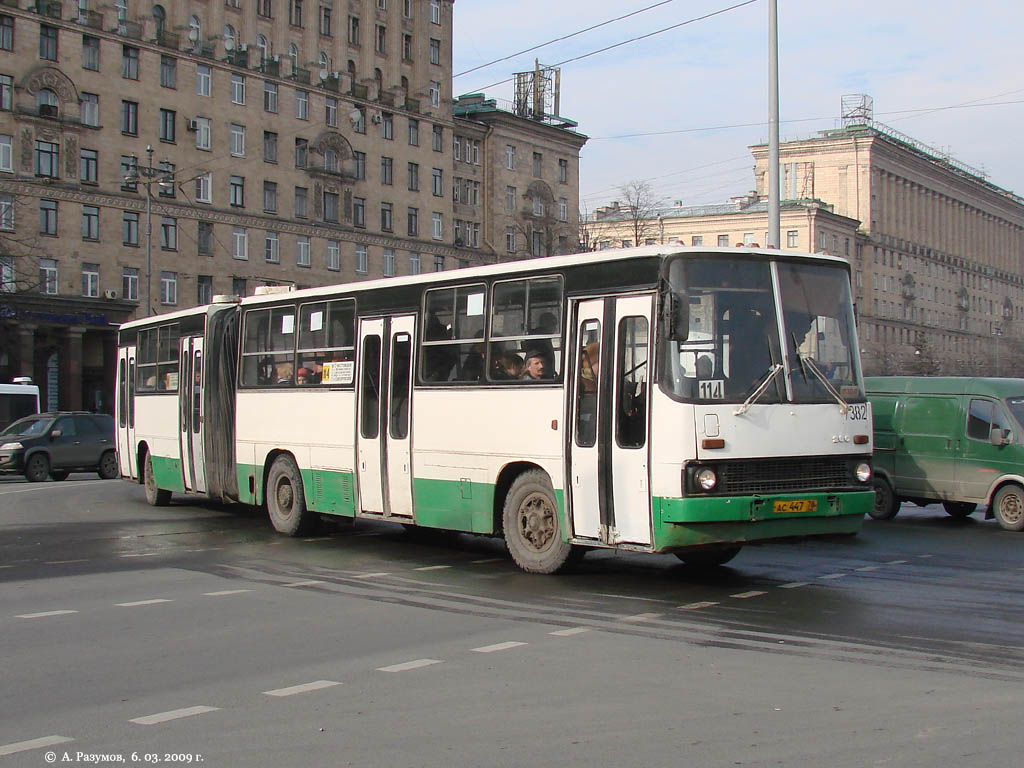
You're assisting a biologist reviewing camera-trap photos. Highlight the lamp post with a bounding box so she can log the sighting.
[995,325,1002,376]
[124,145,175,317]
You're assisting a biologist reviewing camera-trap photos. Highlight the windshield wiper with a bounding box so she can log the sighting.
[797,353,849,414]
[734,363,784,416]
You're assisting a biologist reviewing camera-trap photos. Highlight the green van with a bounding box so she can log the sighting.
[865,377,1024,531]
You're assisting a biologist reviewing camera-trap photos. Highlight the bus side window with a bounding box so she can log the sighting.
[616,316,648,449]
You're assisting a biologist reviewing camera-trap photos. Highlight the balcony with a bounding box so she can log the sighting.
[322,74,340,92]
[290,67,311,84]
[77,9,102,28]
[226,47,249,68]
[117,20,143,40]
[33,1,62,19]
[351,83,368,99]
[259,58,280,77]
[155,29,180,50]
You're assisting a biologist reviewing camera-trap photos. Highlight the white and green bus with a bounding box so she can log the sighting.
[115,246,874,572]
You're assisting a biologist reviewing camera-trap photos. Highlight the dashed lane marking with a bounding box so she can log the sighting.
[887,560,908,565]
[377,659,443,672]
[472,641,528,653]
[129,706,219,725]
[414,565,452,571]
[779,582,809,589]
[352,572,390,579]
[731,590,768,599]
[0,735,74,757]
[471,558,505,564]
[283,580,326,587]
[680,601,719,610]
[263,680,341,697]
[820,573,847,580]
[550,627,590,637]
[115,599,173,607]
[16,610,79,619]
[855,566,880,572]
[203,589,252,597]
[119,553,159,558]
[43,559,89,565]
[619,613,664,622]
[917,554,933,559]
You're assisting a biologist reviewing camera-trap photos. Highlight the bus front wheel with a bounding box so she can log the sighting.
[267,455,317,536]
[869,477,899,520]
[502,470,576,574]
[144,452,171,506]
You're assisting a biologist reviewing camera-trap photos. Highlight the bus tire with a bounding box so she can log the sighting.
[942,500,976,519]
[267,455,317,536]
[144,452,171,506]
[98,450,119,480]
[674,545,742,568]
[24,453,49,482]
[502,470,575,574]
[868,477,899,520]
[991,484,1024,532]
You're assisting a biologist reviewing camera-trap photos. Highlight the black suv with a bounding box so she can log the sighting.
[0,412,118,482]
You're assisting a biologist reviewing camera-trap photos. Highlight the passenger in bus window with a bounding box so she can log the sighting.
[276,362,293,385]
[296,367,311,385]
[520,349,547,380]
[580,343,599,393]
[490,349,523,380]
[530,312,559,376]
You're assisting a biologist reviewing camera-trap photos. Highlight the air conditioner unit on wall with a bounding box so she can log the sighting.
[104,289,117,300]
[186,118,199,131]
[371,111,383,124]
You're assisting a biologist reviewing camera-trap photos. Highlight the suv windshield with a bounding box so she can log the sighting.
[1,415,52,437]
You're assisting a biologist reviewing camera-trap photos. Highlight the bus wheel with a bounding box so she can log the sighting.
[991,485,1024,532]
[24,453,49,482]
[267,455,316,536]
[502,470,575,574]
[674,545,742,568]
[868,477,899,520]
[942,500,976,519]
[144,452,171,506]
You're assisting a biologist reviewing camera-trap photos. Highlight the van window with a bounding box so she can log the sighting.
[967,399,1011,442]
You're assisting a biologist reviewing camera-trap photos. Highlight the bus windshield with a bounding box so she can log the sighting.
[662,255,863,404]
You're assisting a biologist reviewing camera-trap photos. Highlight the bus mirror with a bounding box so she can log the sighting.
[666,292,689,341]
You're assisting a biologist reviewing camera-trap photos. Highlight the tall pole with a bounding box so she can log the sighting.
[144,145,153,318]
[767,0,780,249]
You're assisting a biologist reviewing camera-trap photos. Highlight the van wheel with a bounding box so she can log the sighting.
[267,455,317,536]
[24,453,50,483]
[144,452,171,506]
[502,470,576,574]
[868,477,899,520]
[991,485,1024,532]
[674,545,742,568]
[942,501,976,519]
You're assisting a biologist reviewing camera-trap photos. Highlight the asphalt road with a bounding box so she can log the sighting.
[1,476,1021,768]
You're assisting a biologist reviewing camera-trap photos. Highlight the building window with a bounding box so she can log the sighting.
[122,45,139,79]
[40,258,58,294]
[122,268,139,301]
[692,235,703,246]
[160,216,177,250]
[0,134,11,173]
[123,212,139,245]
[258,0,273,18]
[232,227,248,260]
[559,158,568,183]
[195,172,212,203]
[0,74,11,111]
[230,73,246,105]
[429,80,440,107]
[407,162,419,191]
[120,155,136,191]
[196,64,211,96]
[433,254,444,272]
[264,231,280,263]
[401,32,412,61]
[83,35,100,70]
[81,206,99,241]
[264,81,278,113]
[295,89,309,120]
[263,181,278,212]
[327,240,340,271]
[323,191,339,222]
[558,197,568,222]
[787,230,799,248]
[381,112,394,140]
[380,201,393,232]
[430,0,440,24]
[717,234,729,247]
[295,186,308,218]
[39,24,58,61]
[290,0,304,27]
[353,197,365,227]
[407,207,418,236]
[532,152,542,177]
[432,212,442,240]
[121,100,138,135]
[198,221,213,256]
[230,123,246,157]
[325,96,338,126]
[296,235,310,266]
[80,93,99,127]
[353,150,366,180]
[319,5,332,36]
[408,118,419,146]
[198,275,213,305]
[0,194,11,230]
[355,244,367,274]
[429,38,440,65]
[505,227,516,253]
[229,175,245,207]
[505,145,515,170]
[0,15,12,52]
[195,117,211,150]
[160,55,176,88]
[409,252,420,275]
[532,197,544,217]
[383,248,395,277]
[381,156,393,186]
[432,124,442,151]
[160,271,177,305]
[348,15,360,44]
[159,109,176,142]
[432,168,443,196]
[375,24,386,54]
[39,199,57,235]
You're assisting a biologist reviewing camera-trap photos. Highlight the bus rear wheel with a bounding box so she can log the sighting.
[991,484,1024,532]
[267,455,317,536]
[144,452,171,506]
[502,470,576,574]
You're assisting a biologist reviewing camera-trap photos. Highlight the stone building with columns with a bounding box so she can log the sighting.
[0,1,586,411]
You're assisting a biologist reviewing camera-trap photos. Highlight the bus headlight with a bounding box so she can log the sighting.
[695,467,718,491]
[855,462,871,483]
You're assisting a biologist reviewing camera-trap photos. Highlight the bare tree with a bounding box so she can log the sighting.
[616,180,664,247]
[0,193,47,295]
[582,180,664,251]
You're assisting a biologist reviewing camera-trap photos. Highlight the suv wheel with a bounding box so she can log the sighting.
[98,450,119,480]
[25,453,50,483]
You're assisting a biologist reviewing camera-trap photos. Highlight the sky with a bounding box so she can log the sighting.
[452,0,1024,213]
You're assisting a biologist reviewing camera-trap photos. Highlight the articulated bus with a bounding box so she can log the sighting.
[115,246,874,573]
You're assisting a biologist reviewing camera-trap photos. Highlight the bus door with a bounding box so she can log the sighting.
[116,345,136,479]
[568,295,653,546]
[356,316,416,518]
[179,335,207,494]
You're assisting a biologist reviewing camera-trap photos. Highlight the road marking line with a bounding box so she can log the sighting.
[120,553,159,558]
[16,610,78,619]
[619,612,663,622]
[116,599,173,607]
[414,565,452,571]
[820,573,847,580]
[283,580,326,587]
[129,706,219,725]
[377,658,443,672]
[471,558,504,564]
[886,560,908,565]
[917,554,933,559]
[263,680,341,697]
[204,589,252,597]
[679,601,719,610]
[44,559,89,565]
[779,582,808,589]
[0,565,13,569]
[550,627,590,637]
[0,735,74,757]
[855,566,880,572]
[731,590,767,599]
[472,641,527,653]
[352,572,389,578]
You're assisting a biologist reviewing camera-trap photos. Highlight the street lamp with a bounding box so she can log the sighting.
[994,326,1003,377]
[123,145,175,317]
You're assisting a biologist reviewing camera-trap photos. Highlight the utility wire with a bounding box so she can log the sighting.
[454,0,681,78]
